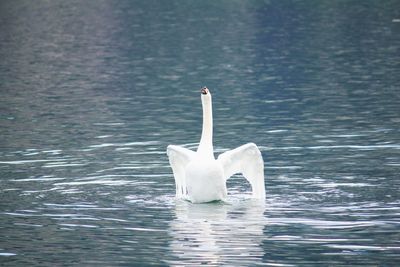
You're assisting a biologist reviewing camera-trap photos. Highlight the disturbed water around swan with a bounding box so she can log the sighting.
[1,1,400,266]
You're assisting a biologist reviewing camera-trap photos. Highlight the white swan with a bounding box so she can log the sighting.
[167,87,265,203]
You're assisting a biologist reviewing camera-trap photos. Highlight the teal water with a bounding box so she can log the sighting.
[1,1,400,266]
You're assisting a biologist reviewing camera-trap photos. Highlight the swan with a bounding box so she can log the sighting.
[167,87,265,203]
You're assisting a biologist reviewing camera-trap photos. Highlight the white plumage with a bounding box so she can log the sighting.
[167,87,265,203]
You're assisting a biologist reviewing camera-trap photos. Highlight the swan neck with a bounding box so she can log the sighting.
[198,96,213,157]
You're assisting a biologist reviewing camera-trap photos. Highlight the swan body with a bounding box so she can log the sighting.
[167,87,265,203]
[185,156,226,203]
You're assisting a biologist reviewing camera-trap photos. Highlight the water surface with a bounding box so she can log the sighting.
[1,1,400,266]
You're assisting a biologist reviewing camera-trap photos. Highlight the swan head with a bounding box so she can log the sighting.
[201,86,209,95]
[201,87,211,102]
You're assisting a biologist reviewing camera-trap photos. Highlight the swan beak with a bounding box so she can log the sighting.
[201,87,209,95]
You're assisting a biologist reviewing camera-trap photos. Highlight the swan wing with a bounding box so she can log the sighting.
[217,143,265,199]
[167,145,195,197]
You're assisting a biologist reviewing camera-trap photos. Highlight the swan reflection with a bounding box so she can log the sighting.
[168,199,267,266]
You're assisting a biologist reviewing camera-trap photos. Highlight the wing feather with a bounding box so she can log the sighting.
[217,143,265,199]
[167,145,195,197]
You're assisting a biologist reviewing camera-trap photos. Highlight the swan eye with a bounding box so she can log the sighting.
[201,87,209,95]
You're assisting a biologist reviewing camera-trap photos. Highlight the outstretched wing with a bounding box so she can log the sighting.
[217,143,265,199]
[167,145,195,198]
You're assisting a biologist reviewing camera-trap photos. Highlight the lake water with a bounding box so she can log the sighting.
[1,1,400,266]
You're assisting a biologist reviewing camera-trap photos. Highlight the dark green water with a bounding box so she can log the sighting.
[1,1,400,266]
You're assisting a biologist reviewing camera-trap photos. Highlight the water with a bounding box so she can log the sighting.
[1,0,400,266]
